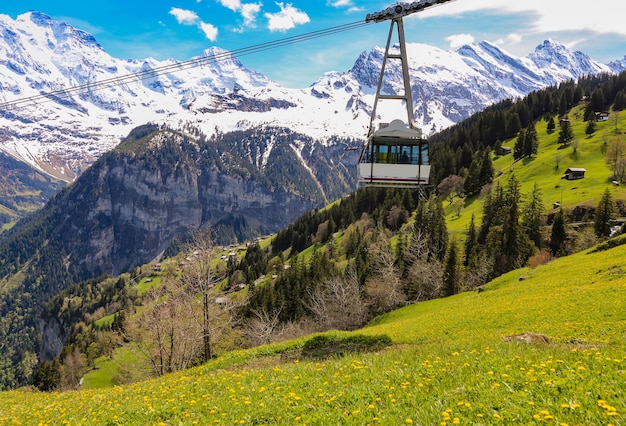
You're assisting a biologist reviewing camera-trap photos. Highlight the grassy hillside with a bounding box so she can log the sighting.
[446,106,626,234]
[1,237,624,424]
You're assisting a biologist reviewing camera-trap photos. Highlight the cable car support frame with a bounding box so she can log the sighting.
[358,1,453,188]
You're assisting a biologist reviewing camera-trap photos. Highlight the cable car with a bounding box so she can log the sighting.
[358,3,432,188]
[358,119,429,187]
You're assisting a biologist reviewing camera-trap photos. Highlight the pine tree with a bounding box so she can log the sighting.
[547,116,556,134]
[501,175,523,271]
[522,183,545,248]
[413,196,448,261]
[442,239,461,297]
[585,119,596,136]
[483,175,534,276]
[463,157,481,197]
[595,188,616,238]
[464,214,477,267]
[549,209,566,256]
[514,128,526,160]
[526,122,539,156]
[478,150,494,188]
[558,119,574,146]
[427,196,449,261]
[613,89,626,111]
[33,360,61,391]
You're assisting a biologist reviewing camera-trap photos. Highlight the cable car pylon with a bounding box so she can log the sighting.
[358,1,454,188]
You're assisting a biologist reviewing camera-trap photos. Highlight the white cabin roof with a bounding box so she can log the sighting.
[374,119,423,139]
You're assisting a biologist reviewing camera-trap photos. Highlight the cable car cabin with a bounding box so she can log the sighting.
[358,119,430,188]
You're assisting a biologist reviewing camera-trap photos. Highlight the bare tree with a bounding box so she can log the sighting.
[403,225,443,301]
[179,228,237,362]
[606,138,626,180]
[366,233,407,315]
[437,174,464,203]
[244,306,285,346]
[571,138,579,157]
[464,252,493,290]
[307,270,367,331]
[554,154,561,172]
[130,228,241,375]
[59,349,88,390]
[132,284,202,376]
[128,283,200,375]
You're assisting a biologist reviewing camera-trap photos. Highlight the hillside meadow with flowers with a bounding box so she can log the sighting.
[0,234,624,425]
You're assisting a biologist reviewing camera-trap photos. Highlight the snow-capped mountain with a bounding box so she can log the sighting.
[0,12,619,181]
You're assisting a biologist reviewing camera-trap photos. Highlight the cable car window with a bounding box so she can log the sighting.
[375,145,387,163]
[390,145,398,164]
[420,143,429,164]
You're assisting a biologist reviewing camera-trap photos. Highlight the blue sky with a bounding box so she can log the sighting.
[4,0,626,88]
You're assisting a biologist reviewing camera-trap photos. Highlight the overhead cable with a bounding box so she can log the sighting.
[0,20,371,111]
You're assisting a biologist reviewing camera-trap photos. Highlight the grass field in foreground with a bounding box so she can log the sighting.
[0,242,624,425]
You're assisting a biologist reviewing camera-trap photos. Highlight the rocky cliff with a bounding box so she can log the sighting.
[0,122,358,386]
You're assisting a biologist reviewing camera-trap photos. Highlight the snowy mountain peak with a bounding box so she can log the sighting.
[536,38,568,51]
[608,55,626,74]
[527,38,607,79]
[17,11,102,51]
[0,11,623,182]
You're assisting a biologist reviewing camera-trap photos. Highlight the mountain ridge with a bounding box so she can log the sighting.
[0,11,623,183]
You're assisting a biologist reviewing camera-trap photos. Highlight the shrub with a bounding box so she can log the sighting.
[527,250,552,269]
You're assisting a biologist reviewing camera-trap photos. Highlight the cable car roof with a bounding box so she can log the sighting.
[372,119,424,140]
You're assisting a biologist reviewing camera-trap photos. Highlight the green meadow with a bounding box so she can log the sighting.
[446,106,626,235]
[1,237,624,425]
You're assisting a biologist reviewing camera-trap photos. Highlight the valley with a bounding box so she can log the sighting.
[0,8,625,424]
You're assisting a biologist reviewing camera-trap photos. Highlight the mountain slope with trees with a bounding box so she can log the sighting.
[0,123,358,389]
[2,231,625,424]
[3,71,626,391]
[0,152,63,230]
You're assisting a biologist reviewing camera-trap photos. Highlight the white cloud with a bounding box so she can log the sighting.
[169,8,200,25]
[170,7,218,41]
[326,0,362,14]
[265,2,310,32]
[327,0,352,7]
[199,21,219,41]
[241,3,262,27]
[219,0,241,12]
[217,0,262,29]
[420,0,626,37]
[494,33,522,48]
[446,33,474,49]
